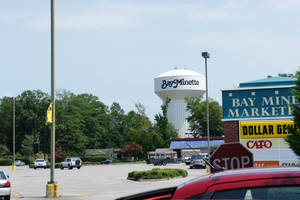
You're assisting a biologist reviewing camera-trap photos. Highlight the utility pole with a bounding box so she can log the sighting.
[201,52,210,158]
[46,0,59,197]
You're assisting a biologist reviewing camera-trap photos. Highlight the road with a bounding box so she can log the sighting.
[3,163,208,200]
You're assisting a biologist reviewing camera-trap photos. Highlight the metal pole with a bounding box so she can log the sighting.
[13,98,16,165]
[205,58,210,158]
[50,0,55,184]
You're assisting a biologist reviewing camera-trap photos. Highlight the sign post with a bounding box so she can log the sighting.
[210,143,253,170]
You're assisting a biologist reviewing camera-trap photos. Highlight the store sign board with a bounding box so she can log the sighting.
[254,161,280,167]
[240,120,295,139]
[280,160,300,167]
[240,138,279,150]
[222,87,298,120]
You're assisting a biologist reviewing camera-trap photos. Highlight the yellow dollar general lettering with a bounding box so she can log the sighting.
[240,120,295,139]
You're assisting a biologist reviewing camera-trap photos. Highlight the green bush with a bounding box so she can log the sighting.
[128,168,188,181]
[81,154,110,163]
[29,163,60,168]
[0,158,12,166]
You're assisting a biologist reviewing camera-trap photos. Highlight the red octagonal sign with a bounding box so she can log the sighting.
[210,143,253,170]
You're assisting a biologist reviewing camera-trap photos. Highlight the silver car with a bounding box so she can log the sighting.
[0,170,11,200]
[34,159,47,169]
[13,160,25,166]
[190,154,206,169]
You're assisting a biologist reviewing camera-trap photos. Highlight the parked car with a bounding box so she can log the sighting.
[0,170,11,200]
[34,159,47,169]
[116,167,300,200]
[13,160,25,166]
[190,154,206,169]
[102,158,115,164]
[184,157,191,165]
[60,157,82,170]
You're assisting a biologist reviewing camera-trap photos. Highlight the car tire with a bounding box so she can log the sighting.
[4,195,10,200]
[44,167,46,169]
[34,167,36,170]
[77,166,81,169]
[60,166,64,170]
[68,166,73,170]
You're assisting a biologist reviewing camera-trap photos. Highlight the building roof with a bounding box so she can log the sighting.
[156,68,203,78]
[239,76,297,88]
[170,138,224,149]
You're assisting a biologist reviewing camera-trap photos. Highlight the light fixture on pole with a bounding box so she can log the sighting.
[201,52,210,158]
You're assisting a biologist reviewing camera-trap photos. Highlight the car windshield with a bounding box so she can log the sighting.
[0,171,6,179]
[36,159,45,162]
[191,155,204,159]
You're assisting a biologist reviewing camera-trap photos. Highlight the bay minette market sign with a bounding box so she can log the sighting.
[222,87,299,120]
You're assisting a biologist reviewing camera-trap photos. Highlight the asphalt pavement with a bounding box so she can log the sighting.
[2,163,208,200]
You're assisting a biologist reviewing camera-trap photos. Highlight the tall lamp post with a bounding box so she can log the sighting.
[201,52,210,158]
[46,0,58,197]
[12,97,17,171]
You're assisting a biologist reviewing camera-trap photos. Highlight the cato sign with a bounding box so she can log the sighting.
[246,140,272,149]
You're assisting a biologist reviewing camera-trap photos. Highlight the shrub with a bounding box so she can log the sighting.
[128,168,188,181]
[81,154,110,163]
[29,163,60,168]
[0,158,12,166]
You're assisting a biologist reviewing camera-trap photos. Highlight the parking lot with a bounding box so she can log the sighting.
[2,163,207,200]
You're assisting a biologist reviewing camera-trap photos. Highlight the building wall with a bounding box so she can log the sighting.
[224,121,239,143]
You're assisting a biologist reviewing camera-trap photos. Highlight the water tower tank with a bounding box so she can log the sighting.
[154,69,206,138]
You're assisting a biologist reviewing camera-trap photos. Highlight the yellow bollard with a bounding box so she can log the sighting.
[206,165,211,173]
[46,183,59,198]
[54,183,59,197]
[46,184,54,198]
[12,165,16,171]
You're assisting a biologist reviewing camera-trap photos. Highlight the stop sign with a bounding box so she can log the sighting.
[210,143,253,170]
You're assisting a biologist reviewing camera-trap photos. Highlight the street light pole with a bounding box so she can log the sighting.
[46,0,58,197]
[50,0,56,185]
[201,52,210,158]
[12,97,16,170]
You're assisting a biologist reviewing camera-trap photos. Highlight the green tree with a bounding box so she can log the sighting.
[20,134,34,157]
[154,99,178,147]
[286,71,300,155]
[0,97,13,153]
[109,102,126,147]
[185,96,223,137]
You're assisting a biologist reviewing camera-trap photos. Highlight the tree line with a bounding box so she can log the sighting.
[0,89,223,158]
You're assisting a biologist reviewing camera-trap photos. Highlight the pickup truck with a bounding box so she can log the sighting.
[60,157,82,170]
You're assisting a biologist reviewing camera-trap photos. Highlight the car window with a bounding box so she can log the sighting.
[191,155,204,159]
[212,188,247,199]
[211,185,300,200]
[0,171,6,179]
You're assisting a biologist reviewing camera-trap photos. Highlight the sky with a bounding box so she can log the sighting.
[1,0,300,120]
